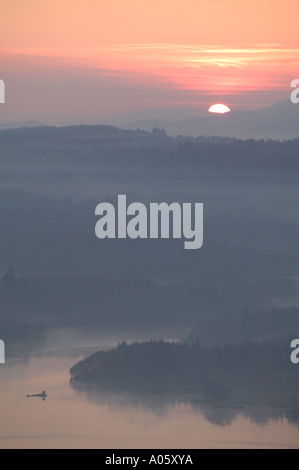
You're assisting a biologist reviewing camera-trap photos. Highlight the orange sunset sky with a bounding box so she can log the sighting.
[0,0,298,124]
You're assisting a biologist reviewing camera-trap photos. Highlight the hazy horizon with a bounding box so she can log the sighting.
[1,1,299,125]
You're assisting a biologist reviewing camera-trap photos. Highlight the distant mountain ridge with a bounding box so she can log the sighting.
[0,121,45,130]
[124,100,299,140]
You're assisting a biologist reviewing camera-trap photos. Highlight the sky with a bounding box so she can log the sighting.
[0,0,298,124]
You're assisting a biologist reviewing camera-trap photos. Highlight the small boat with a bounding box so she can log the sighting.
[26,390,47,400]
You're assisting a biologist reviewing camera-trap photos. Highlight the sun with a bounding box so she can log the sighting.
[208,104,231,114]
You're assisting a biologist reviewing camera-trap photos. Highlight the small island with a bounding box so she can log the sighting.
[70,338,299,409]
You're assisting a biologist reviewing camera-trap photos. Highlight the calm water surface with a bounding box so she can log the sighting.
[1,351,299,449]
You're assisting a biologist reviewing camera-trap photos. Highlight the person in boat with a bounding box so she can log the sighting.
[26,391,47,399]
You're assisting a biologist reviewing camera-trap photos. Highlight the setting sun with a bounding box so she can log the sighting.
[208,104,231,114]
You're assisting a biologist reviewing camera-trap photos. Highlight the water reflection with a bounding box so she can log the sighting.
[70,380,299,429]
[1,354,299,448]
[191,401,241,427]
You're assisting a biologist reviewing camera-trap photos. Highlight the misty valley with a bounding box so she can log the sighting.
[0,125,299,447]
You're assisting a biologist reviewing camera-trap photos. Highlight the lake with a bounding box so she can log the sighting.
[1,346,299,449]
